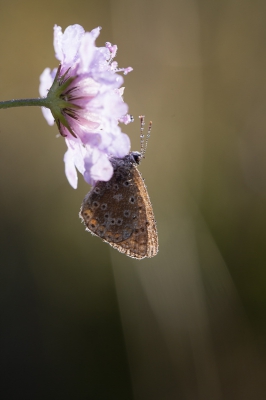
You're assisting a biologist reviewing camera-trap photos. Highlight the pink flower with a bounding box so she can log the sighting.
[39,24,133,188]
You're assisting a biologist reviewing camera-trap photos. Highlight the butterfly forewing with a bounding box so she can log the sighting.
[80,153,158,259]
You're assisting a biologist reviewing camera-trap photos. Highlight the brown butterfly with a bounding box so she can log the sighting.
[79,116,158,259]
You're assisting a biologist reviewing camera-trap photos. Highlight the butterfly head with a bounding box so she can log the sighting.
[130,151,142,165]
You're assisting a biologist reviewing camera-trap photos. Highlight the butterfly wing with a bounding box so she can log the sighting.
[130,166,158,258]
[80,163,158,259]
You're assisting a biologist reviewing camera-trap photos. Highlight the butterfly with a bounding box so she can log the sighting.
[79,116,158,259]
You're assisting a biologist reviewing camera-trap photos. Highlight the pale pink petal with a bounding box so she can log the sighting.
[53,25,63,61]
[90,26,102,40]
[65,139,85,174]
[116,87,125,97]
[90,153,113,182]
[109,133,131,157]
[39,68,54,97]
[73,145,86,176]
[53,24,85,66]
[41,107,54,126]
[78,32,96,73]
[78,27,102,74]
[64,148,78,189]
[85,150,113,183]
[60,24,85,65]
[102,92,128,119]
[39,68,57,125]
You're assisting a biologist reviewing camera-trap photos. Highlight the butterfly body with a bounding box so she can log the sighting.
[80,151,158,259]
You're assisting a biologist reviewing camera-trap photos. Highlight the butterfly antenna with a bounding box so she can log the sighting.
[139,115,152,159]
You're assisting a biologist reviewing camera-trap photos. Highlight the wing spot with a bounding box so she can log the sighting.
[94,187,101,194]
[92,201,100,209]
[129,196,135,204]
[123,227,132,239]
[88,219,99,231]
[113,233,123,242]
[96,225,106,237]
[82,209,93,221]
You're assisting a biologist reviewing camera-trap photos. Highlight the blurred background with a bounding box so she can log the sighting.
[1,0,266,398]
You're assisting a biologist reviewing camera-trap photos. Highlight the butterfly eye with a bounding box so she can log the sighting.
[124,210,131,217]
[123,180,130,187]
[116,218,123,226]
[101,203,107,210]
[129,196,135,204]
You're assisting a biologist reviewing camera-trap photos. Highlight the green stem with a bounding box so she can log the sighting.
[0,97,51,110]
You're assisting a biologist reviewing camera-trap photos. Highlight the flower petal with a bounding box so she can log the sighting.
[90,153,113,182]
[39,68,57,125]
[53,25,63,61]
[84,149,113,184]
[39,68,54,97]
[41,107,54,126]
[64,148,78,189]
[78,30,99,74]
[54,24,85,66]
[109,133,131,158]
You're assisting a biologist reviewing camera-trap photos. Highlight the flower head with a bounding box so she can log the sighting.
[39,24,133,188]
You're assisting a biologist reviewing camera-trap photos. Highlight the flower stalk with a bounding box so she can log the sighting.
[0,97,50,109]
